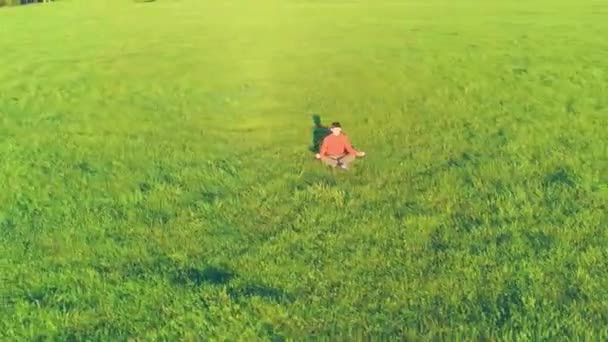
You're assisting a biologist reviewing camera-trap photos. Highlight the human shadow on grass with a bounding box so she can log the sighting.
[228,283,294,304]
[172,264,293,303]
[175,265,235,286]
[309,114,331,153]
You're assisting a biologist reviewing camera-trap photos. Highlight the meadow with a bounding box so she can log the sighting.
[0,0,607,339]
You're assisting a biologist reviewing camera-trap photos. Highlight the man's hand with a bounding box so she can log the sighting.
[315,153,321,159]
[357,151,366,157]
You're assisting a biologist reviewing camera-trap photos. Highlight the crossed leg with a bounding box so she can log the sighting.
[321,154,356,168]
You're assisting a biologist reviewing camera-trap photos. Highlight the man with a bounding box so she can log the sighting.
[315,122,365,169]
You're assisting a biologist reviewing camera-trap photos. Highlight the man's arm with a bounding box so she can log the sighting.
[317,139,328,158]
[344,135,365,157]
[343,136,358,155]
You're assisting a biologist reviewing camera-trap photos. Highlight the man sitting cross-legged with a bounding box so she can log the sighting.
[315,122,365,170]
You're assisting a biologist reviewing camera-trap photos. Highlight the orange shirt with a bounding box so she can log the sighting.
[319,134,358,156]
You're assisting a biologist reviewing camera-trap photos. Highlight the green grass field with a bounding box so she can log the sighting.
[1,0,607,339]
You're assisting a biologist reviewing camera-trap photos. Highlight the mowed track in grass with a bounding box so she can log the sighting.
[1,0,607,339]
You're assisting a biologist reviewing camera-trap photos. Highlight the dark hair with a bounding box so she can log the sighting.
[330,122,341,128]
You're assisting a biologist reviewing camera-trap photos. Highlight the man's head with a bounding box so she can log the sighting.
[330,122,342,135]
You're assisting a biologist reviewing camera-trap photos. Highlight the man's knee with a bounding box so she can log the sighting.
[342,154,357,163]
[321,157,338,166]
